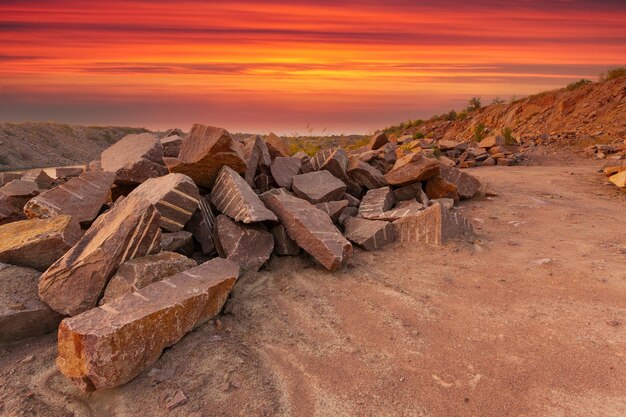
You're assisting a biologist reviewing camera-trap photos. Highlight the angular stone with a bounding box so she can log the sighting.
[0,180,40,224]
[497,158,512,166]
[393,204,474,245]
[394,182,423,201]
[161,231,195,255]
[128,173,200,232]
[292,171,346,204]
[100,252,196,305]
[39,194,162,316]
[481,157,496,167]
[368,201,425,221]
[242,135,272,186]
[600,159,626,176]
[270,225,300,256]
[437,164,481,199]
[56,258,239,391]
[358,187,394,219]
[56,167,85,179]
[431,198,455,210]
[347,159,387,190]
[214,215,273,272]
[88,160,102,172]
[344,217,395,251]
[270,157,302,189]
[0,263,63,343]
[344,178,363,198]
[338,206,359,227]
[438,140,462,150]
[479,135,505,148]
[161,135,183,158]
[211,166,277,223]
[170,124,246,188]
[255,173,271,193]
[385,155,440,186]
[368,132,388,150]
[609,170,626,188]
[260,191,352,271]
[0,172,22,186]
[24,171,116,226]
[101,133,168,185]
[0,215,82,271]
[311,148,349,181]
[265,133,291,159]
[343,192,361,207]
[425,175,460,201]
[315,200,349,222]
[186,195,216,256]
[22,169,54,189]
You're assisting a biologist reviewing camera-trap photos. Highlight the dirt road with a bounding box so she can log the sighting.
[1,159,625,417]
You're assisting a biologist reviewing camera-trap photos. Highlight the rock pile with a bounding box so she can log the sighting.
[0,125,484,390]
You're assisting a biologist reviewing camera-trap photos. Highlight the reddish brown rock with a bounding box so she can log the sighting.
[255,173,271,193]
[438,164,481,199]
[38,194,162,316]
[315,200,349,222]
[338,206,359,226]
[479,135,505,148]
[270,225,300,256]
[56,258,239,391]
[311,148,349,181]
[160,135,183,158]
[186,195,217,255]
[368,132,388,150]
[0,215,82,271]
[211,166,277,223]
[358,187,394,219]
[0,180,40,224]
[481,157,496,166]
[100,252,196,304]
[393,182,423,201]
[242,135,272,186]
[393,204,474,245]
[609,170,626,188]
[384,155,440,186]
[292,171,346,204]
[425,175,460,201]
[161,231,195,255]
[214,215,274,271]
[170,124,247,188]
[101,133,168,185]
[22,169,54,189]
[0,263,63,343]
[129,173,200,232]
[265,133,291,159]
[0,172,22,186]
[270,157,302,189]
[497,158,512,166]
[56,166,85,179]
[260,191,352,271]
[344,217,395,251]
[368,201,425,221]
[347,159,387,190]
[24,171,115,226]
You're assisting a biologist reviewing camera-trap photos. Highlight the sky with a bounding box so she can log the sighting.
[1,1,625,135]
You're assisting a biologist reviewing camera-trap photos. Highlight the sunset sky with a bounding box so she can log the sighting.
[1,1,625,134]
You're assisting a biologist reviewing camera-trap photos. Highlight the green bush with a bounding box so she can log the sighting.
[492,96,504,105]
[445,110,457,121]
[413,132,425,140]
[473,122,486,142]
[566,79,592,91]
[501,127,514,145]
[600,67,626,82]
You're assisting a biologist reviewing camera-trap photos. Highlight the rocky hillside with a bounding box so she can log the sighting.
[0,122,149,171]
[390,76,626,147]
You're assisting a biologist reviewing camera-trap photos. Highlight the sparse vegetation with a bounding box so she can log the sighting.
[566,79,592,91]
[467,97,482,112]
[445,110,457,121]
[599,67,626,82]
[413,132,425,140]
[501,127,515,145]
[492,97,505,105]
[473,122,486,142]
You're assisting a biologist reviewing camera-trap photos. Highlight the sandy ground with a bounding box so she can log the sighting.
[1,158,625,417]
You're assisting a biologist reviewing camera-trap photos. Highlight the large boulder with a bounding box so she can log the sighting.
[260,191,352,271]
[358,187,395,219]
[185,195,217,255]
[56,258,239,391]
[424,175,460,202]
[0,215,82,271]
[347,159,387,190]
[344,217,395,251]
[126,173,200,232]
[311,148,349,181]
[169,124,246,188]
[100,252,196,304]
[242,135,272,186]
[367,132,388,150]
[438,165,481,199]
[214,215,274,272]
[393,204,474,245]
[292,171,347,204]
[265,133,291,159]
[24,171,115,226]
[384,155,440,187]
[101,133,168,185]
[0,263,63,343]
[211,166,277,223]
[0,180,39,224]
[160,135,183,158]
[270,157,302,189]
[38,194,162,316]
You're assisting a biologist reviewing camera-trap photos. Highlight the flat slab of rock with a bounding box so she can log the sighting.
[0,263,63,343]
[384,155,440,187]
[22,169,54,189]
[56,167,85,179]
[358,187,394,219]
[270,225,300,256]
[0,215,82,271]
[100,252,196,304]
[56,258,239,391]
[438,165,481,199]
[347,159,387,189]
[24,171,115,226]
[214,215,274,271]
[242,135,271,186]
[311,148,349,181]
[0,180,40,224]
[292,171,346,204]
[128,173,199,232]
[170,124,247,188]
[211,166,277,223]
[39,194,162,316]
[393,204,473,245]
[344,217,395,251]
[270,157,302,189]
[260,191,352,271]
[186,195,216,255]
[101,133,167,185]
